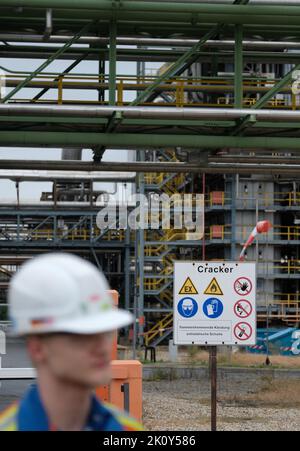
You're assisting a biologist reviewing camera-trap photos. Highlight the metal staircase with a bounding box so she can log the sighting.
[142,150,195,346]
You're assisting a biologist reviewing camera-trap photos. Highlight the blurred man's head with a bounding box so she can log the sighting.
[8,253,133,388]
[26,332,114,387]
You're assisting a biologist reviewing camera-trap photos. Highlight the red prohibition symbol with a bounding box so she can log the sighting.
[234,300,253,318]
[233,277,253,296]
[234,322,253,341]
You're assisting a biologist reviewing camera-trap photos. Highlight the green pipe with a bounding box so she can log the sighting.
[4,45,300,61]
[1,13,300,29]
[2,131,300,150]
[1,6,300,26]
[1,1,300,17]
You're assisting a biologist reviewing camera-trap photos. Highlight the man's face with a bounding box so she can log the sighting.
[28,332,115,388]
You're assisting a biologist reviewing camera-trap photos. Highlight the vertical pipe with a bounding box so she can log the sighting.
[202,173,206,261]
[231,175,237,260]
[53,180,57,208]
[125,226,130,312]
[138,150,145,347]
[98,58,105,103]
[53,215,57,243]
[133,226,138,359]
[234,24,243,109]
[256,197,259,262]
[125,225,130,314]
[17,214,20,241]
[109,21,117,106]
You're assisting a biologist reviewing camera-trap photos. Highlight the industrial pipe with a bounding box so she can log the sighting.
[0,1,299,16]
[0,170,136,182]
[2,34,300,50]
[3,131,300,150]
[2,160,300,175]
[2,105,300,122]
[1,3,300,28]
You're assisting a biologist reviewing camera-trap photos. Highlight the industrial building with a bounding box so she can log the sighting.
[0,0,299,353]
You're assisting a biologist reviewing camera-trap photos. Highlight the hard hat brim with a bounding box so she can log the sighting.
[12,309,134,336]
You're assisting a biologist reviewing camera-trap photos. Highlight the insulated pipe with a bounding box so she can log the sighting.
[2,34,300,50]
[44,8,52,41]
[0,201,115,207]
[2,160,300,175]
[2,50,300,64]
[1,105,300,122]
[0,170,136,181]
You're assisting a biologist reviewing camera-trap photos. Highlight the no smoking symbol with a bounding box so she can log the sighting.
[234,300,252,318]
[234,322,252,341]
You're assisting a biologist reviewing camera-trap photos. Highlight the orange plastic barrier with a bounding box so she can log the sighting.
[96,361,142,422]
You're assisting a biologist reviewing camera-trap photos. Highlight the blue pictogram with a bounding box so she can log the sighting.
[177,297,198,318]
[203,297,224,319]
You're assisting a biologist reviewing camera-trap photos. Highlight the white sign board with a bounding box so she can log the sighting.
[173,261,256,346]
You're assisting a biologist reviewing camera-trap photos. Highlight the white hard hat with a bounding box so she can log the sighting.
[8,253,134,336]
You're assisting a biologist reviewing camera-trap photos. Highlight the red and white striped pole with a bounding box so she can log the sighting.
[239,220,272,262]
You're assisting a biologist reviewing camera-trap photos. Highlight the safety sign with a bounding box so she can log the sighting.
[177,297,198,318]
[179,277,198,295]
[203,298,224,319]
[173,261,256,345]
[204,277,223,295]
[233,277,253,296]
[233,322,253,341]
[234,300,253,318]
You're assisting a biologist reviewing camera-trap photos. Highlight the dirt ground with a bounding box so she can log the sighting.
[139,347,300,431]
[143,378,300,431]
[135,346,300,369]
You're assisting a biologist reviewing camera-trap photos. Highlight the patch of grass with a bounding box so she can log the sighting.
[220,379,300,408]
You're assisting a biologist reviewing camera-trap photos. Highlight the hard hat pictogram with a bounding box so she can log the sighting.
[179,277,198,295]
[204,277,223,295]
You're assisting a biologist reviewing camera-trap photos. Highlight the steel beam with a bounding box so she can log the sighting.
[32,54,88,102]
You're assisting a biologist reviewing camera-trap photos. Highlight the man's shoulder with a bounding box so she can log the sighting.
[102,402,144,431]
[0,402,19,431]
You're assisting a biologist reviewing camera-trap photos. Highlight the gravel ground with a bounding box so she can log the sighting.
[142,379,300,431]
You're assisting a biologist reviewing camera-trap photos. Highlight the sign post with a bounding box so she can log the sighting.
[173,261,256,431]
[210,346,217,432]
